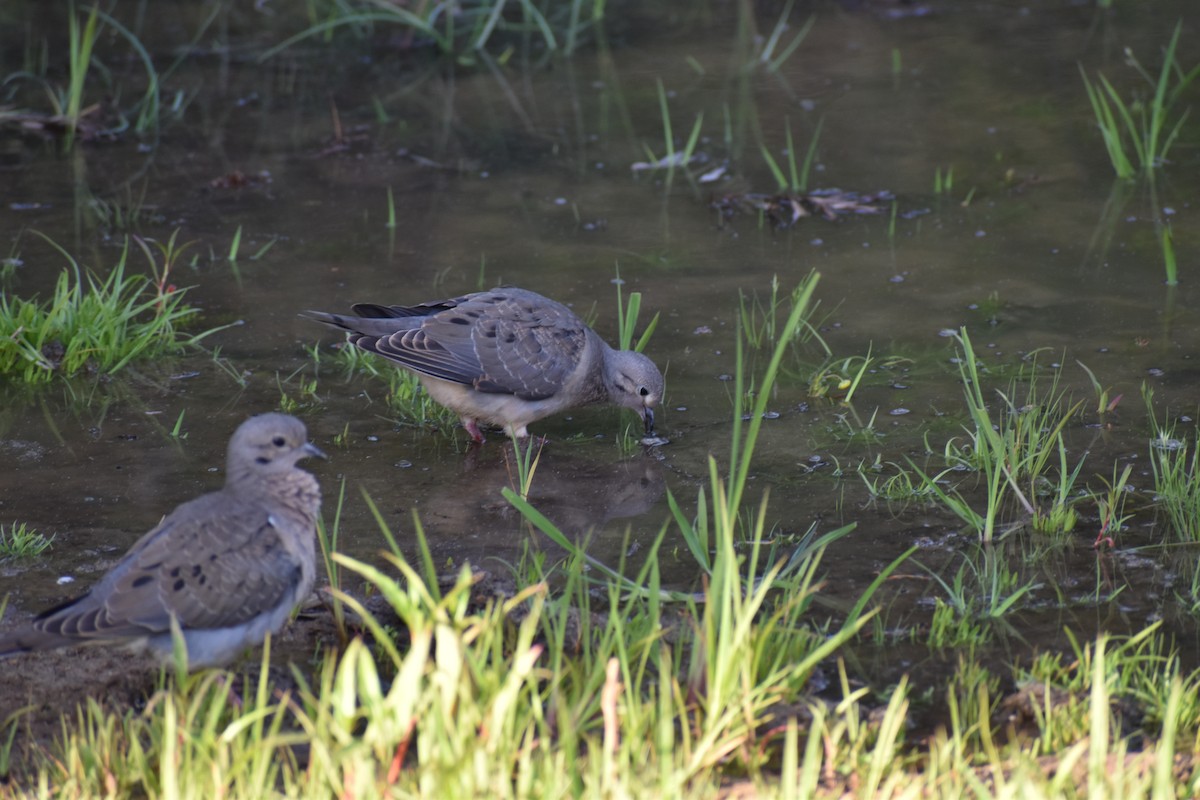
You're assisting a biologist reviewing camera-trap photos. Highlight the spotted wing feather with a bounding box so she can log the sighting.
[34,498,304,641]
[352,291,589,400]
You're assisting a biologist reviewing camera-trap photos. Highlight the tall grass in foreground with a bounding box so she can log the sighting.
[22,572,1200,796]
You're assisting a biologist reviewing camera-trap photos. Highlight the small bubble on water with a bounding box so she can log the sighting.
[394,460,413,469]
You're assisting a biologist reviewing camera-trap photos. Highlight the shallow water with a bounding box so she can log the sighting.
[2,0,1200,695]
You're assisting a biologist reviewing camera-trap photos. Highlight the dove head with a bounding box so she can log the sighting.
[606,350,665,436]
[227,413,326,481]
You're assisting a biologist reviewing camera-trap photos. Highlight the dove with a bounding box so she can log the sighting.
[0,413,324,670]
[301,287,664,442]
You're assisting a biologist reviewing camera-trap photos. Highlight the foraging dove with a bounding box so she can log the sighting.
[0,413,324,670]
[301,287,664,442]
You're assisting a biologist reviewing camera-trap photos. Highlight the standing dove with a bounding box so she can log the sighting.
[0,413,324,670]
[301,287,664,442]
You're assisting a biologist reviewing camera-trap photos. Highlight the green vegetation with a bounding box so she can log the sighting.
[263,0,610,62]
[634,77,705,186]
[759,116,823,194]
[754,3,814,74]
[0,522,53,558]
[1159,221,1178,286]
[614,273,660,354]
[10,277,1200,797]
[0,234,223,382]
[306,340,461,433]
[934,165,954,194]
[1,3,165,147]
[1146,385,1200,542]
[1080,21,1200,179]
[906,331,1084,543]
[6,5,1200,797]
[505,436,544,500]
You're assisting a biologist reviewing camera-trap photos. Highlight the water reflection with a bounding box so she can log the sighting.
[411,447,666,568]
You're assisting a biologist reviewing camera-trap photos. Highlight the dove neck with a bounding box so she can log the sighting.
[228,466,322,520]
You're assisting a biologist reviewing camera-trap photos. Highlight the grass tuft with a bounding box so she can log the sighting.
[0,233,225,382]
[1079,21,1200,179]
[0,522,53,558]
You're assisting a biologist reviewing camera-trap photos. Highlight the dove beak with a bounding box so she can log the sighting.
[304,442,328,460]
[642,407,655,436]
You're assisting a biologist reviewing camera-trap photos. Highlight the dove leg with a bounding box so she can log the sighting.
[462,416,486,443]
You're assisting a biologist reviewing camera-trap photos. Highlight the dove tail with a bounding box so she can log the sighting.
[298,310,358,332]
[0,629,62,658]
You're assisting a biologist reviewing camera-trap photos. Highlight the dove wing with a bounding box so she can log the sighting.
[35,497,306,640]
[355,291,589,400]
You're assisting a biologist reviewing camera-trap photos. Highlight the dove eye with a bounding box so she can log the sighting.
[272,436,287,447]
[639,386,650,397]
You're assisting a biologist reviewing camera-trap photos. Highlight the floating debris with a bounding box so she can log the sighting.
[209,170,272,190]
[712,188,893,229]
[631,152,694,172]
